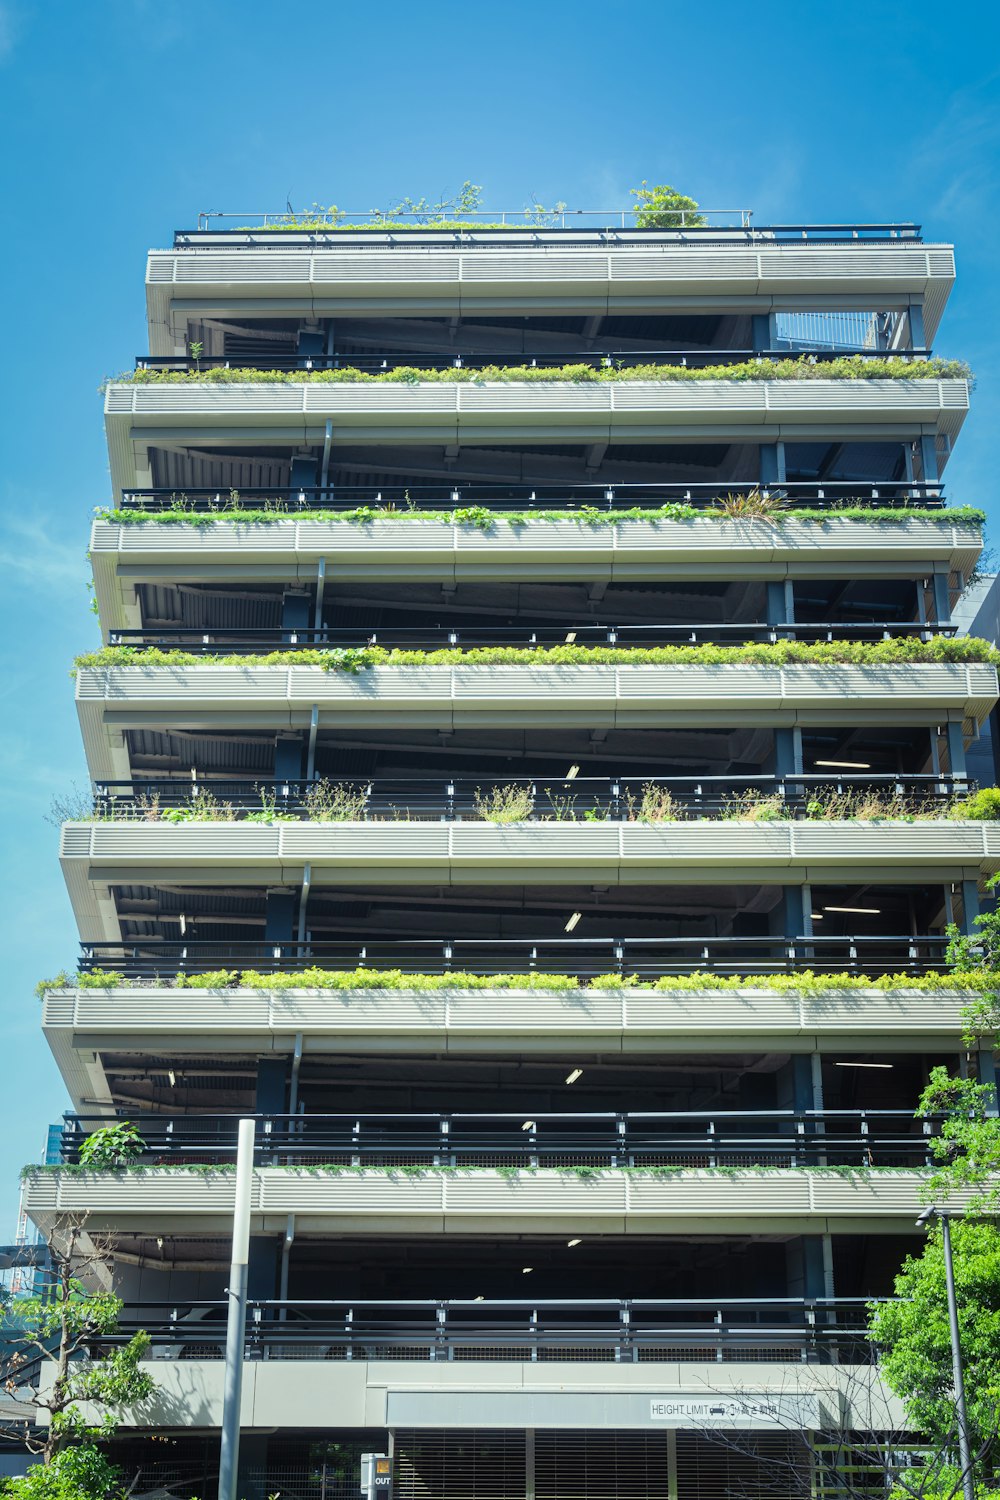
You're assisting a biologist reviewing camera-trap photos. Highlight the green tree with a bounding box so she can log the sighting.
[0,1219,153,1464]
[630,181,706,228]
[2,1444,125,1500]
[916,1067,1000,1209]
[869,1219,1000,1464]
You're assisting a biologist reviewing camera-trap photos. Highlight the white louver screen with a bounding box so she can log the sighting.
[535,1430,669,1499]
[394,1430,527,1500]
[674,1433,801,1499]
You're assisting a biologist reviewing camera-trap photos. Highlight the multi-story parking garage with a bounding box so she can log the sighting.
[22,208,997,1499]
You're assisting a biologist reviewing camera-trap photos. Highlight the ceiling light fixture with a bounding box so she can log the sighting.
[565,912,582,932]
[168,1069,176,1087]
[565,1068,583,1085]
[814,759,872,770]
[564,632,577,644]
[567,1238,582,1247]
[522,1266,533,1274]
[823,905,881,915]
[810,913,825,920]
[835,1061,894,1069]
[566,765,581,780]
[521,1120,535,1131]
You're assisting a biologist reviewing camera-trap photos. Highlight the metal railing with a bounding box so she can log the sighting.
[77,933,957,980]
[108,620,958,652]
[194,206,756,232]
[180,213,920,245]
[58,1109,941,1170]
[133,345,927,375]
[106,1296,880,1363]
[90,773,969,822]
[115,479,946,514]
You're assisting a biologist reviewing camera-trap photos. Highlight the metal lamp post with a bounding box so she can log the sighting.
[219,1119,256,1500]
[916,1206,975,1500]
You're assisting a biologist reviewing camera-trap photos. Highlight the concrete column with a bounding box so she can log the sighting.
[959,880,981,935]
[264,889,296,943]
[766,581,794,627]
[920,434,940,485]
[931,570,952,625]
[274,734,304,781]
[976,1051,1000,1116]
[759,443,785,485]
[908,302,926,351]
[945,721,968,782]
[782,886,806,940]
[290,453,318,490]
[785,1236,826,1297]
[282,590,311,636]
[751,313,772,354]
[255,1057,287,1114]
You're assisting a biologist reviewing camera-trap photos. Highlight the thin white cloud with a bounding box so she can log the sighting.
[0,4,16,63]
[0,515,85,589]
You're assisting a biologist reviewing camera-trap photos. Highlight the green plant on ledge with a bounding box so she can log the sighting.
[96,501,987,529]
[113,353,971,389]
[77,1121,146,1167]
[34,966,995,998]
[71,634,1000,674]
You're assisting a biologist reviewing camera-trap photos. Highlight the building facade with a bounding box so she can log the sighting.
[23,210,1000,1498]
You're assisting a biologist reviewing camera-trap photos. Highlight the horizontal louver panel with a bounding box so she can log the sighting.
[535,1430,669,1500]
[395,1430,526,1500]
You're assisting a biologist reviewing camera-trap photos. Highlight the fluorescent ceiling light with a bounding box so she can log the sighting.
[564,632,577,644]
[566,764,581,779]
[521,1120,535,1131]
[565,1068,583,1085]
[565,912,582,932]
[474,1295,484,1301]
[810,913,824,920]
[522,1266,533,1274]
[168,1069,176,1087]
[567,1238,582,1247]
[814,759,872,769]
[834,1061,894,1069]
[823,905,881,915]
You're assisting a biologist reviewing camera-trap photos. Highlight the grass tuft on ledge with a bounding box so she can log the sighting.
[19,1161,927,1183]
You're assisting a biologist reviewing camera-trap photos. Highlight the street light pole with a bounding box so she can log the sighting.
[218,1118,256,1500]
[916,1206,975,1500]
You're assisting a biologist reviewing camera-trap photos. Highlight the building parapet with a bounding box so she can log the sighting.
[21,1164,980,1238]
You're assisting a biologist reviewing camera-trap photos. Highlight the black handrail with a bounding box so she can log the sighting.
[107,621,959,652]
[90,773,969,822]
[134,347,929,375]
[59,1108,940,1170]
[77,933,957,980]
[115,479,947,514]
[174,221,922,247]
[103,1295,882,1363]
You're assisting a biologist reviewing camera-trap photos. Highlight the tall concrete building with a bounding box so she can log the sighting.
[24,206,999,1498]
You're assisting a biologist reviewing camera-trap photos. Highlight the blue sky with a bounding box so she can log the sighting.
[0,0,998,1233]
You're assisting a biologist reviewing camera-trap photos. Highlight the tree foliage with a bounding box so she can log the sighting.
[916,1067,1000,1208]
[630,181,706,228]
[1,1444,124,1500]
[1,1219,153,1463]
[870,1218,1000,1457]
